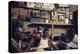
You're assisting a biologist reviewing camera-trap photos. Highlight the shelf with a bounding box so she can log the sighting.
[11,5,52,12]
[28,22,74,28]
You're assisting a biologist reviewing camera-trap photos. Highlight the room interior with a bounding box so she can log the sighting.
[9,1,78,53]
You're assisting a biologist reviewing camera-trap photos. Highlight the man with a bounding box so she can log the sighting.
[29,28,55,52]
[10,27,30,52]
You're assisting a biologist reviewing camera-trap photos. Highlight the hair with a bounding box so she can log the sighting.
[43,28,48,38]
[66,28,75,42]
[43,28,48,34]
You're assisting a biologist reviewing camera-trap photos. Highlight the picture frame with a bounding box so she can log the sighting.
[41,11,50,19]
[31,10,41,18]
[57,12,66,21]
[9,1,78,53]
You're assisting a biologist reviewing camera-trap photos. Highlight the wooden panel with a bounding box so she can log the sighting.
[19,8,25,16]
[11,8,19,16]
[24,9,27,16]
[11,8,19,20]
[49,28,67,36]
[53,28,67,34]
[27,9,31,17]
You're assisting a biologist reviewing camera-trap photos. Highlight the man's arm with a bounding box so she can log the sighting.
[48,38,59,49]
[11,38,22,52]
[24,38,34,51]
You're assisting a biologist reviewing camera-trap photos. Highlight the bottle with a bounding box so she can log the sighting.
[65,18,69,24]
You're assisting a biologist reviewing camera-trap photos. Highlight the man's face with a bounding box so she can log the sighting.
[43,31,49,38]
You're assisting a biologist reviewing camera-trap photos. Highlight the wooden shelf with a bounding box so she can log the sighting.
[28,22,73,28]
[11,5,52,12]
